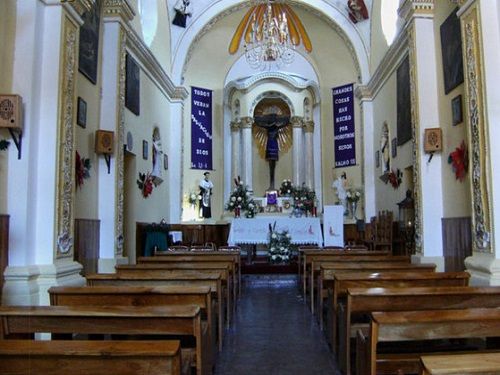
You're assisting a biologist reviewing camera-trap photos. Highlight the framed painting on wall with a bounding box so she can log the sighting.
[391,137,397,158]
[397,56,412,146]
[76,97,87,128]
[375,150,380,169]
[125,54,140,116]
[78,0,101,84]
[142,140,148,160]
[452,95,463,126]
[440,8,464,94]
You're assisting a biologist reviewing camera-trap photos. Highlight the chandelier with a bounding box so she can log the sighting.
[229,1,312,70]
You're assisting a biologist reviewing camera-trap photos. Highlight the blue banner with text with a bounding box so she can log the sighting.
[191,86,213,170]
[332,83,356,168]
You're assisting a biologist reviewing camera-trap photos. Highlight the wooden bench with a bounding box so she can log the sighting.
[357,307,500,375]
[0,305,210,375]
[49,284,219,353]
[115,265,233,324]
[339,286,500,375]
[86,271,225,349]
[119,261,237,314]
[327,271,471,357]
[316,262,436,327]
[138,251,241,297]
[301,251,400,299]
[0,340,181,375]
[314,261,434,317]
[420,352,500,374]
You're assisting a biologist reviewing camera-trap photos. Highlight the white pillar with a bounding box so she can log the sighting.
[291,116,304,186]
[401,0,444,269]
[459,0,500,285]
[230,120,241,181]
[169,100,186,223]
[304,120,315,189]
[3,1,86,305]
[97,1,134,272]
[240,117,253,192]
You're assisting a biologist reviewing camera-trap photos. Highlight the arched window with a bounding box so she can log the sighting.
[381,0,399,46]
[138,0,158,47]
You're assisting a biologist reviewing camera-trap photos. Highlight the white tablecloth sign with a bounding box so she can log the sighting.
[323,205,344,247]
[228,216,323,246]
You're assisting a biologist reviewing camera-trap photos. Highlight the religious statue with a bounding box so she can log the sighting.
[332,172,348,215]
[253,114,292,190]
[199,171,213,219]
[347,0,369,23]
[151,129,163,186]
[172,0,193,28]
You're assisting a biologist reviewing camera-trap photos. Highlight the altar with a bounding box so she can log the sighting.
[227,216,323,246]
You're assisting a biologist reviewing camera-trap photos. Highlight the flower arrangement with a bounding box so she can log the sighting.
[279,179,293,196]
[292,184,316,212]
[75,151,91,189]
[225,176,258,218]
[387,169,402,189]
[346,188,362,202]
[448,140,468,182]
[137,171,154,198]
[268,222,295,264]
[188,191,200,206]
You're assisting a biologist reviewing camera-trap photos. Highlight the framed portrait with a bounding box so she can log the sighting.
[391,137,397,158]
[266,190,278,205]
[281,198,293,214]
[440,8,464,94]
[76,97,87,128]
[397,56,412,146]
[375,150,380,168]
[142,140,148,160]
[125,54,140,116]
[163,154,168,170]
[78,0,101,84]
[452,95,463,126]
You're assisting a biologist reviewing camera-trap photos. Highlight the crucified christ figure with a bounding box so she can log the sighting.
[253,114,290,190]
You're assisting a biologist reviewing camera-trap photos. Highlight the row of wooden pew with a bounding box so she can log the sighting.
[0,248,242,375]
[298,246,500,375]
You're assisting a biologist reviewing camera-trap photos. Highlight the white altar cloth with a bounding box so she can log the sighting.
[227,217,323,246]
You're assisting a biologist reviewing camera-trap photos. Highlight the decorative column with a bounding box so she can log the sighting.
[230,120,241,181]
[291,116,304,187]
[240,117,254,192]
[457,0,500,285]
[400,0,444,269]
[355,86,376,220]
[97,0,134,272]
[3,0,89,305]
[303,120,315,189]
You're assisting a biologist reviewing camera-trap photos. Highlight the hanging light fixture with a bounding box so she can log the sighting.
[229,0,312,70]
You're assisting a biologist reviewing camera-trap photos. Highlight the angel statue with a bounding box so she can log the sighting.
[253,113,292,190]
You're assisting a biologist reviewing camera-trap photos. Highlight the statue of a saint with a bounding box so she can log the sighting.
[332,172,348,215]
[253,114,291,190]
[199,172,213,219]
[172,0,192,28]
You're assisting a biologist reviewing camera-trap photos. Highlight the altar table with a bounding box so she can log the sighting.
[227,217,323,246]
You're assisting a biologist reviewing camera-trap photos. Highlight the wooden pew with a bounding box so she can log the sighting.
[115,265,233,324]
[0,305,210,375]
[86,272,225,348]
[49,284,219,353]
[301,251,399,300]
[340,286,500,375]
[0,340,181,375]
[119,261,237,314]
[138,251,241,298]
[327,271,470,357]
[309,255,418,314]
[358,308,500,375]
[420,352,500,375]
[316,262,436,326]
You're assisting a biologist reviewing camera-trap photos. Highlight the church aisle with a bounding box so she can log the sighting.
[214,275,340,375]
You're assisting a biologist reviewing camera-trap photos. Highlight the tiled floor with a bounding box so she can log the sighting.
[214,275,341,375]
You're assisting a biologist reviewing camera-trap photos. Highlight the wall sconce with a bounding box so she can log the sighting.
[95,130,114,173]
[0,94,23,159]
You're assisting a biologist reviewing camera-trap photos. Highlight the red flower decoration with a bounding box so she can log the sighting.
[448,141,468,182]
[137,172,155,198]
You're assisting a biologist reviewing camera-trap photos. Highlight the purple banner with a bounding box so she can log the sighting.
[191,86,213,170]
[332,83,356,168]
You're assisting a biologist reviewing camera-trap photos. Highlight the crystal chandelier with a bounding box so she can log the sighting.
[229,1,312,70]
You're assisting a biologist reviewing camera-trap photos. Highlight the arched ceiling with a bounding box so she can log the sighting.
[169,0,372,85]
